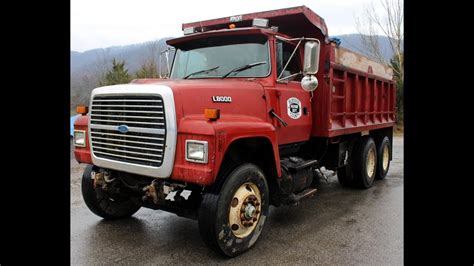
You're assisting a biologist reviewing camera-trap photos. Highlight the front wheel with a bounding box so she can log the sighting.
[198,163,269,257]
[81,165,141,220]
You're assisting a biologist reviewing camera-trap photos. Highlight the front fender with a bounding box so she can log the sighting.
[170,115,280,186]
[73,115,92,164]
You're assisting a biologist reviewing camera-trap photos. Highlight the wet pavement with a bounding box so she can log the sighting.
[71,135,403,265]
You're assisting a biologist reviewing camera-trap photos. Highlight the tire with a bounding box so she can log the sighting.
[337,140,356,187]
[337,165,354,186]
[352,137,377,189]
[198,163,269,257]
[375,136,391,180]
[81,165,141,220]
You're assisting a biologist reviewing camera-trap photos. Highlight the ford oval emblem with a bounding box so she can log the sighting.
[117,124,129,133]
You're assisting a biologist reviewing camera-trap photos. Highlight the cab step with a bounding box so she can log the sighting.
[295,188,318,201]
[281,188,317,206]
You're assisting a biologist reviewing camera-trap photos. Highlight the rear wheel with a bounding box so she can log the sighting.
[338,140,356,187]
[198,163,269,257]
[352,137,377,189]
[337,165,354,186]
[375,136,391,180]
[81,165,140,220]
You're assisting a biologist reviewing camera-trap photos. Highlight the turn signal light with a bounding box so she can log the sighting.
[76,105,88,115]
[204,108,220,120]
[229,24,236,29]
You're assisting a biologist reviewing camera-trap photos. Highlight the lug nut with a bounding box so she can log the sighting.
[255,202,260,206]
[253,217,257,221]
[249,222,253,226]
[256,210,260,214]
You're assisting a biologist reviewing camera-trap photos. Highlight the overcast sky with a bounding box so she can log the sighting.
[71,0,381,52]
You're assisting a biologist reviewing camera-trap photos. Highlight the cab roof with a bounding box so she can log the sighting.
[168,6,329,45]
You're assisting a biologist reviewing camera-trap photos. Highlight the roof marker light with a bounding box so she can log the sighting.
[252,18,269,28]
[183,27,195,35]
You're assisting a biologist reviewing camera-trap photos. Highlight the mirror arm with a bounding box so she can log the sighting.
[160,47,175,78]
[277,38,302,80]
[275,36,320,42]
[275,36,321,80]
[277,71,303,83]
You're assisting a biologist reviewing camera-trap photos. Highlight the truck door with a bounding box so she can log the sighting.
[275,40,312,145]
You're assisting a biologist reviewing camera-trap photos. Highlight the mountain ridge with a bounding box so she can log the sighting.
[70,33,396,109]
[70,34,396,77]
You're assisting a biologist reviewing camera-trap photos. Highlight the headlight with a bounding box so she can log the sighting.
[74,130,86,147]
[185,140,208,163]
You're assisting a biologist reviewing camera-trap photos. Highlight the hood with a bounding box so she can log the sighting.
[132,79,269,124]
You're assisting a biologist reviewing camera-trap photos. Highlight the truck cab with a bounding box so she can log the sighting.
[73,6,395,257]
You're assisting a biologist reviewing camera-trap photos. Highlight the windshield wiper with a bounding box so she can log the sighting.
[183,66,220,79]
[221,61,267,79]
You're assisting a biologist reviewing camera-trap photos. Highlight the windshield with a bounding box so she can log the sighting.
[170,35,270,79]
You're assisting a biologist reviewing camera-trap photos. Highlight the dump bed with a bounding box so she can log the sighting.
[310,43,396,138]
[334,47,393,80]
[182,6,396,138]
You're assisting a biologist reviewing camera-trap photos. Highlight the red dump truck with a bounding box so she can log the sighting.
[73,6,395,256]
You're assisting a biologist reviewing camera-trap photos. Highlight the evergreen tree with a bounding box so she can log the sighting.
[100,58,132,86]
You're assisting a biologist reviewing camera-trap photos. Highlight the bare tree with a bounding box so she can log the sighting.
[355,0,403,126]
[144,40,160,65]
[91,48,113,83]
[136,40,160,79]
[70,48,113,109]
[356,0,404,80]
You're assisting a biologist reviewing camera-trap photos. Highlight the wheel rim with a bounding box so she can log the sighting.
[228,182,262,238]
[382,144,389,171]
[367,147,376,178]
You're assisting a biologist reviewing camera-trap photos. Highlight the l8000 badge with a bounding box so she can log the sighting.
[212,96,232,103]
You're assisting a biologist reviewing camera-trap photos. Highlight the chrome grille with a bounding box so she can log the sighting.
[90,95,165,167]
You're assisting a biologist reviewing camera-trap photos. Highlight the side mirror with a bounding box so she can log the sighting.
[301,40,320,92]
[303,41,320,75]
